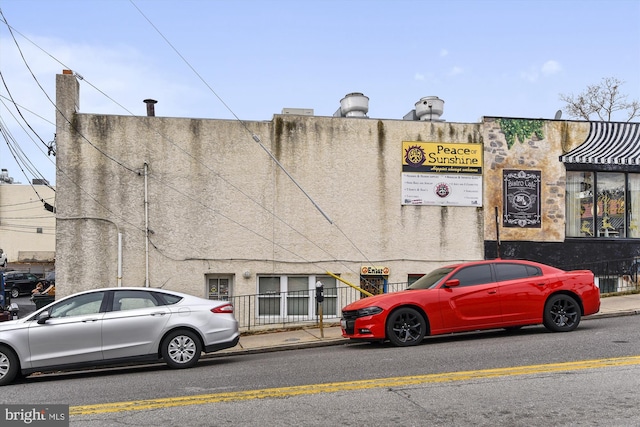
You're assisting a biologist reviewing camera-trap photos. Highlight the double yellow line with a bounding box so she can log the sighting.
[71,355,640,415]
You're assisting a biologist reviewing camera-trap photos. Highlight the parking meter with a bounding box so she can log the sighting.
[315,281,324,303]
[315,280,325,337]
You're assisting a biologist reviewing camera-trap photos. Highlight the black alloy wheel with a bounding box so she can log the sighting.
[385,307,426,346]
[543,294,581,332]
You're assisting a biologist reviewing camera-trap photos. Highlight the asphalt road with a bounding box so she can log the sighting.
[3,315,639,426]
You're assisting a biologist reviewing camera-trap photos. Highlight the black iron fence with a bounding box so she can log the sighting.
[558,257,640,294]
[228,282,408,331]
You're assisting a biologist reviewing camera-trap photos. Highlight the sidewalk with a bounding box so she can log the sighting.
[213,293,640,357]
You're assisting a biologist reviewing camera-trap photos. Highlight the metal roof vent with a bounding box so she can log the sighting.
[404,96,445,121]
[414,96,444,121]
[333,92,369,118]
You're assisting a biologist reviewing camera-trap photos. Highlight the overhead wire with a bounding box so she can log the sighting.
[0,5,381,285]
[128,0,377,273]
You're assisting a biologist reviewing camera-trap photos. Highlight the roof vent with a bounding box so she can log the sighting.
[405,96,445,121]
[144,99,158,117]
[334,92,369,118]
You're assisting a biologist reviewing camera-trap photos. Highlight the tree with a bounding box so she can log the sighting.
[560,77,639,122]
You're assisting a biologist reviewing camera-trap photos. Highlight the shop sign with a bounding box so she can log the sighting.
[361,266,390,275]
[503,169,541,228]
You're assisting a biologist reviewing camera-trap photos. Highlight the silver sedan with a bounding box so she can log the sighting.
[0,287,239,385]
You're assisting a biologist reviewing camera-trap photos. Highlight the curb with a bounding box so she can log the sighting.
[206,309,640,358]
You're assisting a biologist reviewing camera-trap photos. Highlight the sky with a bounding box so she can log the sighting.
[1,0,639,186]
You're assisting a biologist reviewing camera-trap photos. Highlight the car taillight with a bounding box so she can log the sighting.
[211,303,234,314]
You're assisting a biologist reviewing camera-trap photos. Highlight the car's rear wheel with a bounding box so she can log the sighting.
[161,330,202,369]
[543,294,581,332]
[385,307,426,346]
[10,288,19,299]
[0,345,19,386]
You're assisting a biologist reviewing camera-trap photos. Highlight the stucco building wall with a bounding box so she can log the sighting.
[55,72,485,298]
[0,184,56,263]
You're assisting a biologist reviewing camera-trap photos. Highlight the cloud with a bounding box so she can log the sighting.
[541,60,562,75]
[414,72,425,81]
[520,68,538,82]
[521,60,563,82]
[449,66,463,76]
[440,49,448,57]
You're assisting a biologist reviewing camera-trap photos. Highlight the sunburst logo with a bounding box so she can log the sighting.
[404,145,426,167]
[434,182,450,198]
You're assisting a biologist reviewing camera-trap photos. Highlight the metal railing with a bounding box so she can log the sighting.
[558,257,640,294]
[228,282,408,331]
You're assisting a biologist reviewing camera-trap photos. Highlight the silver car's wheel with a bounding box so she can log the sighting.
[10,288,19,299]
[0,345,19,386]
[161,330,202,369]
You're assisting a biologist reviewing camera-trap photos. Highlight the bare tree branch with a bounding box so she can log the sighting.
[559,77,640,122]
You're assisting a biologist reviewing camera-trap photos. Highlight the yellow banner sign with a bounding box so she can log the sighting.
[402,141,482,174]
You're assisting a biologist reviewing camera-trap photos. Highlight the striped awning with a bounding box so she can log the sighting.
[560,122,640,165]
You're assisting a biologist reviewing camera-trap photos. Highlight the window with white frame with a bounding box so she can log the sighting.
[207,276,231,301]
[257,275,337,319]
[258,276,281,316]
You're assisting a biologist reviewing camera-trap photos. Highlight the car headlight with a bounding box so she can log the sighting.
[356,306,383,317]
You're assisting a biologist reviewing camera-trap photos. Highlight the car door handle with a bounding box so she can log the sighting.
[82,319,99,323]
[488,290,497,294]
[151,312,167,316]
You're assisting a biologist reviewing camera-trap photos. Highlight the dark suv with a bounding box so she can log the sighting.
[3,271,42,298]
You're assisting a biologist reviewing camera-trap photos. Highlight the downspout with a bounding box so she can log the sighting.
[117,232,122,287]
[144,162,149,287]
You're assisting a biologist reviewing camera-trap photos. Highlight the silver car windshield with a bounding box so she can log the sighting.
[407,268,454,290]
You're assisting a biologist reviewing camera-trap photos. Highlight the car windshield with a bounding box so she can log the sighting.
[407,267,455,290]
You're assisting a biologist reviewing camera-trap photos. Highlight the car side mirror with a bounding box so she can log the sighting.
[36,311,51,324]
[444,279,460,287]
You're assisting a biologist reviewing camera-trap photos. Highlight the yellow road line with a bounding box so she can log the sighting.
[70,355,640,416]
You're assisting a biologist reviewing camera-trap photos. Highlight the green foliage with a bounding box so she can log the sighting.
[497,118,545,149]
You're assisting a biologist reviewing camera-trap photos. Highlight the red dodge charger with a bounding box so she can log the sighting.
[341,259,601,346]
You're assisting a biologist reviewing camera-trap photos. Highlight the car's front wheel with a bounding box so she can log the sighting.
[0,345,19,386]
[10,288,19,299]
[543,294,581,332]
[161,330,202,369]
[385,307,426,346]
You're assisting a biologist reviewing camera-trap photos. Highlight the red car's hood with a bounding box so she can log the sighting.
[342,290,420,311]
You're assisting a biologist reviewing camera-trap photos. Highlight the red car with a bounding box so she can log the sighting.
[341,259,600,346]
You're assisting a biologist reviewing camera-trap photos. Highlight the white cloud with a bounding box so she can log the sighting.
[520,70,538,82]
[440,49,448,57]
[541,60,562,75]
[449,66,463,76]
[414,72,425,81]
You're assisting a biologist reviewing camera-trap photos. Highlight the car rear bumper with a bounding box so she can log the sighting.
[204,334,240,353]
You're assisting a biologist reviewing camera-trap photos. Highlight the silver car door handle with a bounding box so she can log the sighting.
[151,312,167,316]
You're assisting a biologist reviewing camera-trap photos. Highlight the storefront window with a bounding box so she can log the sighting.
[566,171,636,238]
[629,175,640,238]
[596,173,625,237]
[566,172,594,237]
